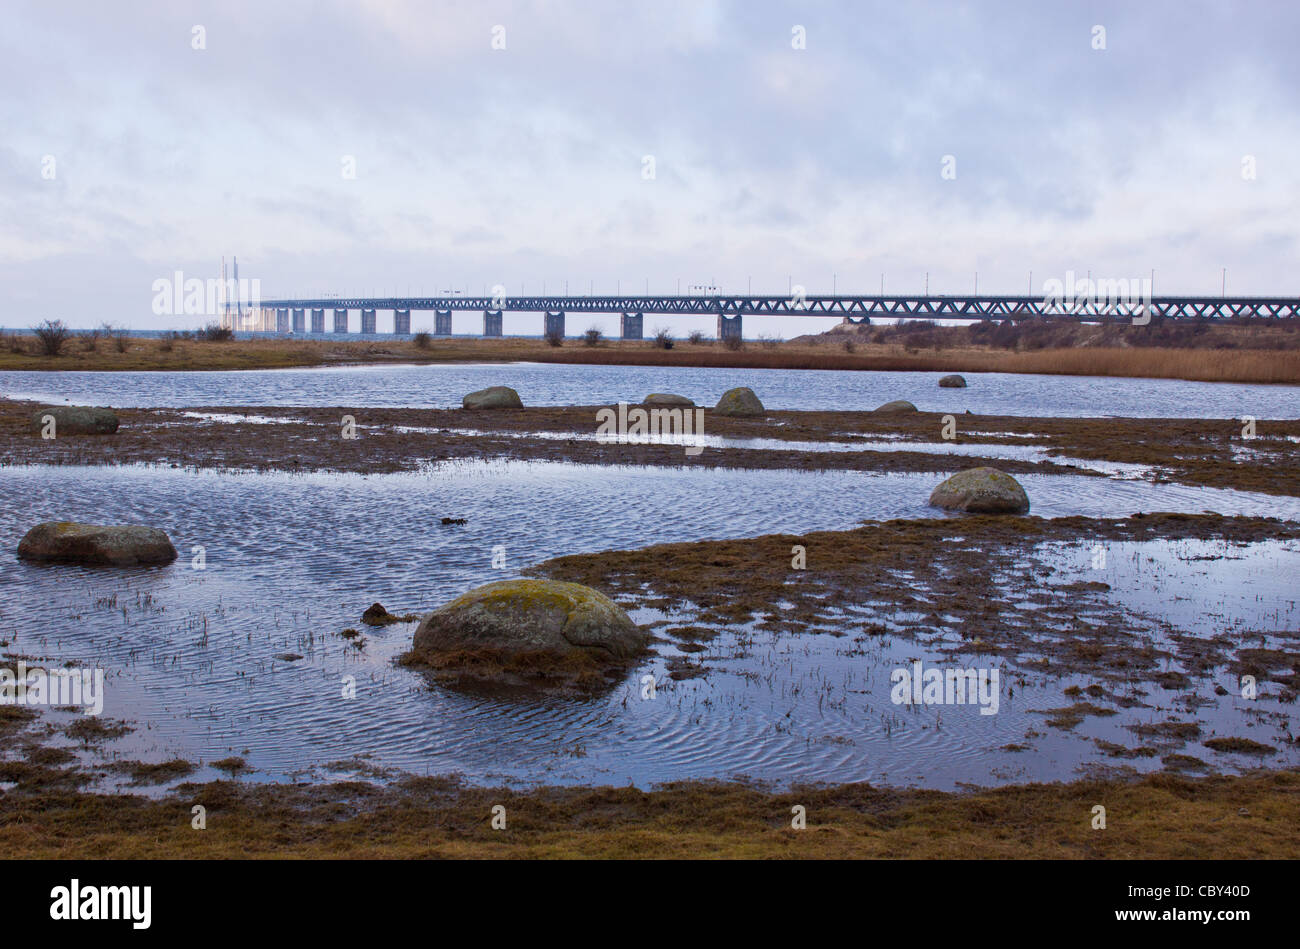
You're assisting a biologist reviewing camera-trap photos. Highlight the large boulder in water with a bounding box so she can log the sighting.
[462,386,523,409]
[929,467,1030,514]
[30,406,119,435]
[17,522,177,565]
[643,393,695,406]
[938,374,967,388]
[411,579,646,664]
[713,387,764,417]
[874,399,918,413]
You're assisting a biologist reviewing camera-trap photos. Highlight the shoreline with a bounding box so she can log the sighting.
[2,766,1297,858]
[2,334,1299,384]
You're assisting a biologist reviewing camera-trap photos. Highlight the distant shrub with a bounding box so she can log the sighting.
[757,334,781,350]
[199,322,235,342]
[2,331,27,354]
[413,331,433,349]
[583,327,603,347]
[158,331,177,353]
[653,328,673,349]
[842,338,856,353]
[32,319,71,356]
[687,330,707,345]
[721,334,744,351]
[544,325,565,347]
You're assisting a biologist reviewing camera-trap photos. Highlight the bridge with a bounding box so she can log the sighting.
[244,293,1300,338]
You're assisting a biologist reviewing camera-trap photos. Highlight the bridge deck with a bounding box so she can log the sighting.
[256,294,1299,320]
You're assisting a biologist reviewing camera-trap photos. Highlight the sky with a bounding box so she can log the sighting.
[2,0,1298,334]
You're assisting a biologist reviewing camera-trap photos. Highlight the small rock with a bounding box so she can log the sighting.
[462,386,523,409]
[874,400,918,413]
[938,374,967,388]
[441,517,468,526]
[274,653,304,662]
[713,387,764,417]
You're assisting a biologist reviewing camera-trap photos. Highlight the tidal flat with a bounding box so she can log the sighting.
[1,362,1297,858]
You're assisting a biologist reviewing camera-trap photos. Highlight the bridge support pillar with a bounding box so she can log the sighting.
[333,308,349,333]
[484,310,503,337]
[434,310,452,335]
[292,308,306,333]
[717,313,743,340]
[543,311,565,339]
[393,309,411,334]
[620,312,643,339]
[310,309,325,333]
[276,308,289,333]
[361,308,377,334]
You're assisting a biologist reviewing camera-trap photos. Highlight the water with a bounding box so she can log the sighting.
[3,362,1296,417]
[2,461,1297,790]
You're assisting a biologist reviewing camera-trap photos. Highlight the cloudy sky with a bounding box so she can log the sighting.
[2,0,1297,333]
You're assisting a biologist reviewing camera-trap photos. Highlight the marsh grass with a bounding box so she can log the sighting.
[0,329,1294,383]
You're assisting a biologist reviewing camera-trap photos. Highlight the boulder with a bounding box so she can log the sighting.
[713,387,764,417]
[30,406,119,435]
[411,578,646,663]
[642,393,695,406]
[17,522,177,565]
[928,467,1030,514]
[874,400,918,413]
[938,374,967,388]
[462,386,523,409]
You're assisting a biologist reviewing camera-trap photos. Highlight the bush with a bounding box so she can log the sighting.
[2,331,27,354]
[583,327,602,347]
[544,326,565,347]
[80,329,99,352]
[199,322,235,342]
[413,331,432,350]
[653,328,673,349]
[757,334,781,350]
[842,338,856,353]
[722,334,744,351]
[688,330,707,345]
[32,319,71,356]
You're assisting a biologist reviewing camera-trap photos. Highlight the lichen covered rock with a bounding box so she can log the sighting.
[928,467,1030,514]
[17,521,177,565]
[462,386,523,409]
[713,387,764,417]
[30,406,119,435]
[643,393,695,406]
[874,400,918,413]
[410,577,644,665]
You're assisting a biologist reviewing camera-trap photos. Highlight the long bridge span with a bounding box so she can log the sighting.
[245,293,1300,338]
